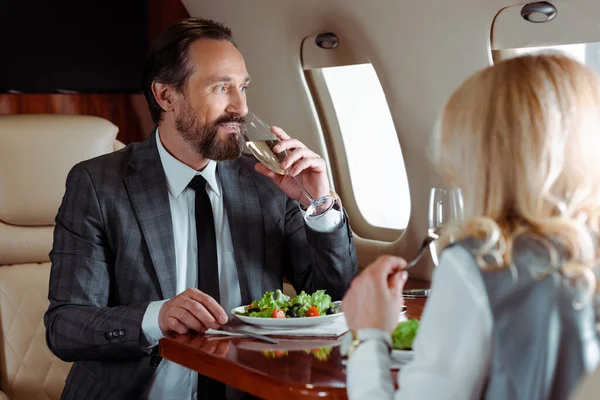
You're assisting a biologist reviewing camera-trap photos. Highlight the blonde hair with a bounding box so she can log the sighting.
[432,53,600,297]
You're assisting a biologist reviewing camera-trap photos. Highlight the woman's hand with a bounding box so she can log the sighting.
[342,255,408,333]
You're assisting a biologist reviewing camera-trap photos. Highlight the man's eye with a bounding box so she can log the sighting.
[241,86,248,92]
[215,86,227,93]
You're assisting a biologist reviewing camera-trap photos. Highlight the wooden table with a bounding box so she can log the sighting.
[160,278,429,400]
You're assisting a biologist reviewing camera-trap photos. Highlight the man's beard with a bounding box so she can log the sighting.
[175,100,246,161]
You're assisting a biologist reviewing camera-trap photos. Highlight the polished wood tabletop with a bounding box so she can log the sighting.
[159,278,430,400]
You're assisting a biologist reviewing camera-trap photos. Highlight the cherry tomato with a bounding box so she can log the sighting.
[272,308,286,318]
[306,306,320,317]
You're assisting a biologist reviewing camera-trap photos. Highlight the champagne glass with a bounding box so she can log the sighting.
[428,187,464,266]
[242,112,337,222]
[402,187,463,298]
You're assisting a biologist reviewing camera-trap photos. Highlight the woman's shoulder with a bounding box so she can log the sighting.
[440,237,484,261]
[436,238,482,275]
[441,234,557,265]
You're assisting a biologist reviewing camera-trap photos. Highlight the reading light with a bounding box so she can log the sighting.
[521,2,557,23]
[315,33,339,49]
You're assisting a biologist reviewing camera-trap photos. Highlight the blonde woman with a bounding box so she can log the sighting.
[342,53,600,400]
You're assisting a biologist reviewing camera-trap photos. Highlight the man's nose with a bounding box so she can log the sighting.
[225,88,248,117]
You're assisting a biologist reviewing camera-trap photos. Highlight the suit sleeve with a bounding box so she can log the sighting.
[283,197,358,300]
[44,163,152,362]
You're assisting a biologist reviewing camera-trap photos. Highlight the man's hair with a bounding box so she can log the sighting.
[142,17,236,124]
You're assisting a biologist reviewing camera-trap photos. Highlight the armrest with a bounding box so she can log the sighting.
[0,390,9,400]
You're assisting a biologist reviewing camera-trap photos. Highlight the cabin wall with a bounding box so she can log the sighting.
[183,0,600,279]
[0,0,189,144]
[3,0,599,279]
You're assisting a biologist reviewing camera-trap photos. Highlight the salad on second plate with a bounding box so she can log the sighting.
[235,289,339,318]
[391,319,420,350]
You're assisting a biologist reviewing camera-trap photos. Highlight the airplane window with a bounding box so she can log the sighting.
[493,42,600,75]
[515,44,586,62]
[490,2,600,77]
[319,63,410,231]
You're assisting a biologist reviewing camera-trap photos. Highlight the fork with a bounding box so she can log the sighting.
[393,228,440,298]
[405,227,440,270]
[216,323,279,344]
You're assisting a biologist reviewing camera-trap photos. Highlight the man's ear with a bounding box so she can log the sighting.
[151,81,175,112]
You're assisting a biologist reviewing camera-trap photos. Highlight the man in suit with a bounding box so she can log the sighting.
[44,17,358,400]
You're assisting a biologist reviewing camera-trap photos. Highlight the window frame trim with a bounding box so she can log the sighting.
[304,68,407,242]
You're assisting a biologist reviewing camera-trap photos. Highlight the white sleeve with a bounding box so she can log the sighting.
[141,299,168,347]
[345,245,493,400]
[347,330,396,400]
[396,246,493,399]
[300,206,343,233]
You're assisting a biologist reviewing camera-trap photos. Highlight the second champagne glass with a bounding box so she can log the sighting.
[428,187,464,266]
[242,112,337,222]
[402,187,464,299]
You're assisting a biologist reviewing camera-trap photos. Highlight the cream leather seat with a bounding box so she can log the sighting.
[0,115,123,400]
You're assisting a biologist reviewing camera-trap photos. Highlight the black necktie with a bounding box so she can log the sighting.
[188,175,221,302]
[188,175,226,400]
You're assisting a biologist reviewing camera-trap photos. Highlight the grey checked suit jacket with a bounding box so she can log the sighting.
[44,132,358,400]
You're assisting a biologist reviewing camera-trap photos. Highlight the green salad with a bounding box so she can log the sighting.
[236,289,338,318]
[391,319,420,350]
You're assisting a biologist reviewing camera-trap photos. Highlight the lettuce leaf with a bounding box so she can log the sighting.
[290,291,312,317]
[247,307,274,318]
[391,319,420,350]
[240,289,334,318]
[310,290,332,315]
[250,289,290,309]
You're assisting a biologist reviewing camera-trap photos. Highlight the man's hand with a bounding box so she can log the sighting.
[158,288,228,335]
[254,126,330,207]
[342,255,408,333]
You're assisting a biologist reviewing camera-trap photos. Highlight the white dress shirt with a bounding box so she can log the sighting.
[347,245,493,400]
[142,130,343,400]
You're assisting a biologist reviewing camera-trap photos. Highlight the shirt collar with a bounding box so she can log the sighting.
[155,129,221,198]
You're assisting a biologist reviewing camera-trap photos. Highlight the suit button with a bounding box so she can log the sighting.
[105,331,113,340]
[118,329,126,337]
[150,355,162,368]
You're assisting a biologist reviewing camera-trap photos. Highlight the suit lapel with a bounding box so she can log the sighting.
[218,161,264,305]
[124,134,177,299]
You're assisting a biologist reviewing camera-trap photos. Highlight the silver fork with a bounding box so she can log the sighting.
[405,227,440,269]
[217,322,279,344]
[399,228,440,298]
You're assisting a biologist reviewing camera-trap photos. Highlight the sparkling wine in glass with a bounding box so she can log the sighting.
[403,187,463,299]
[428,187,464,265]
[242,112,337,222]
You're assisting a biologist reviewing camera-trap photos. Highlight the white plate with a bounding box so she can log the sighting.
[231,303,344,329]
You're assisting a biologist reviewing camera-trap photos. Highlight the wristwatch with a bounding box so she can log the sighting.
[298,188,342,212]
[341,329,392,360]
[340,330,361,360]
